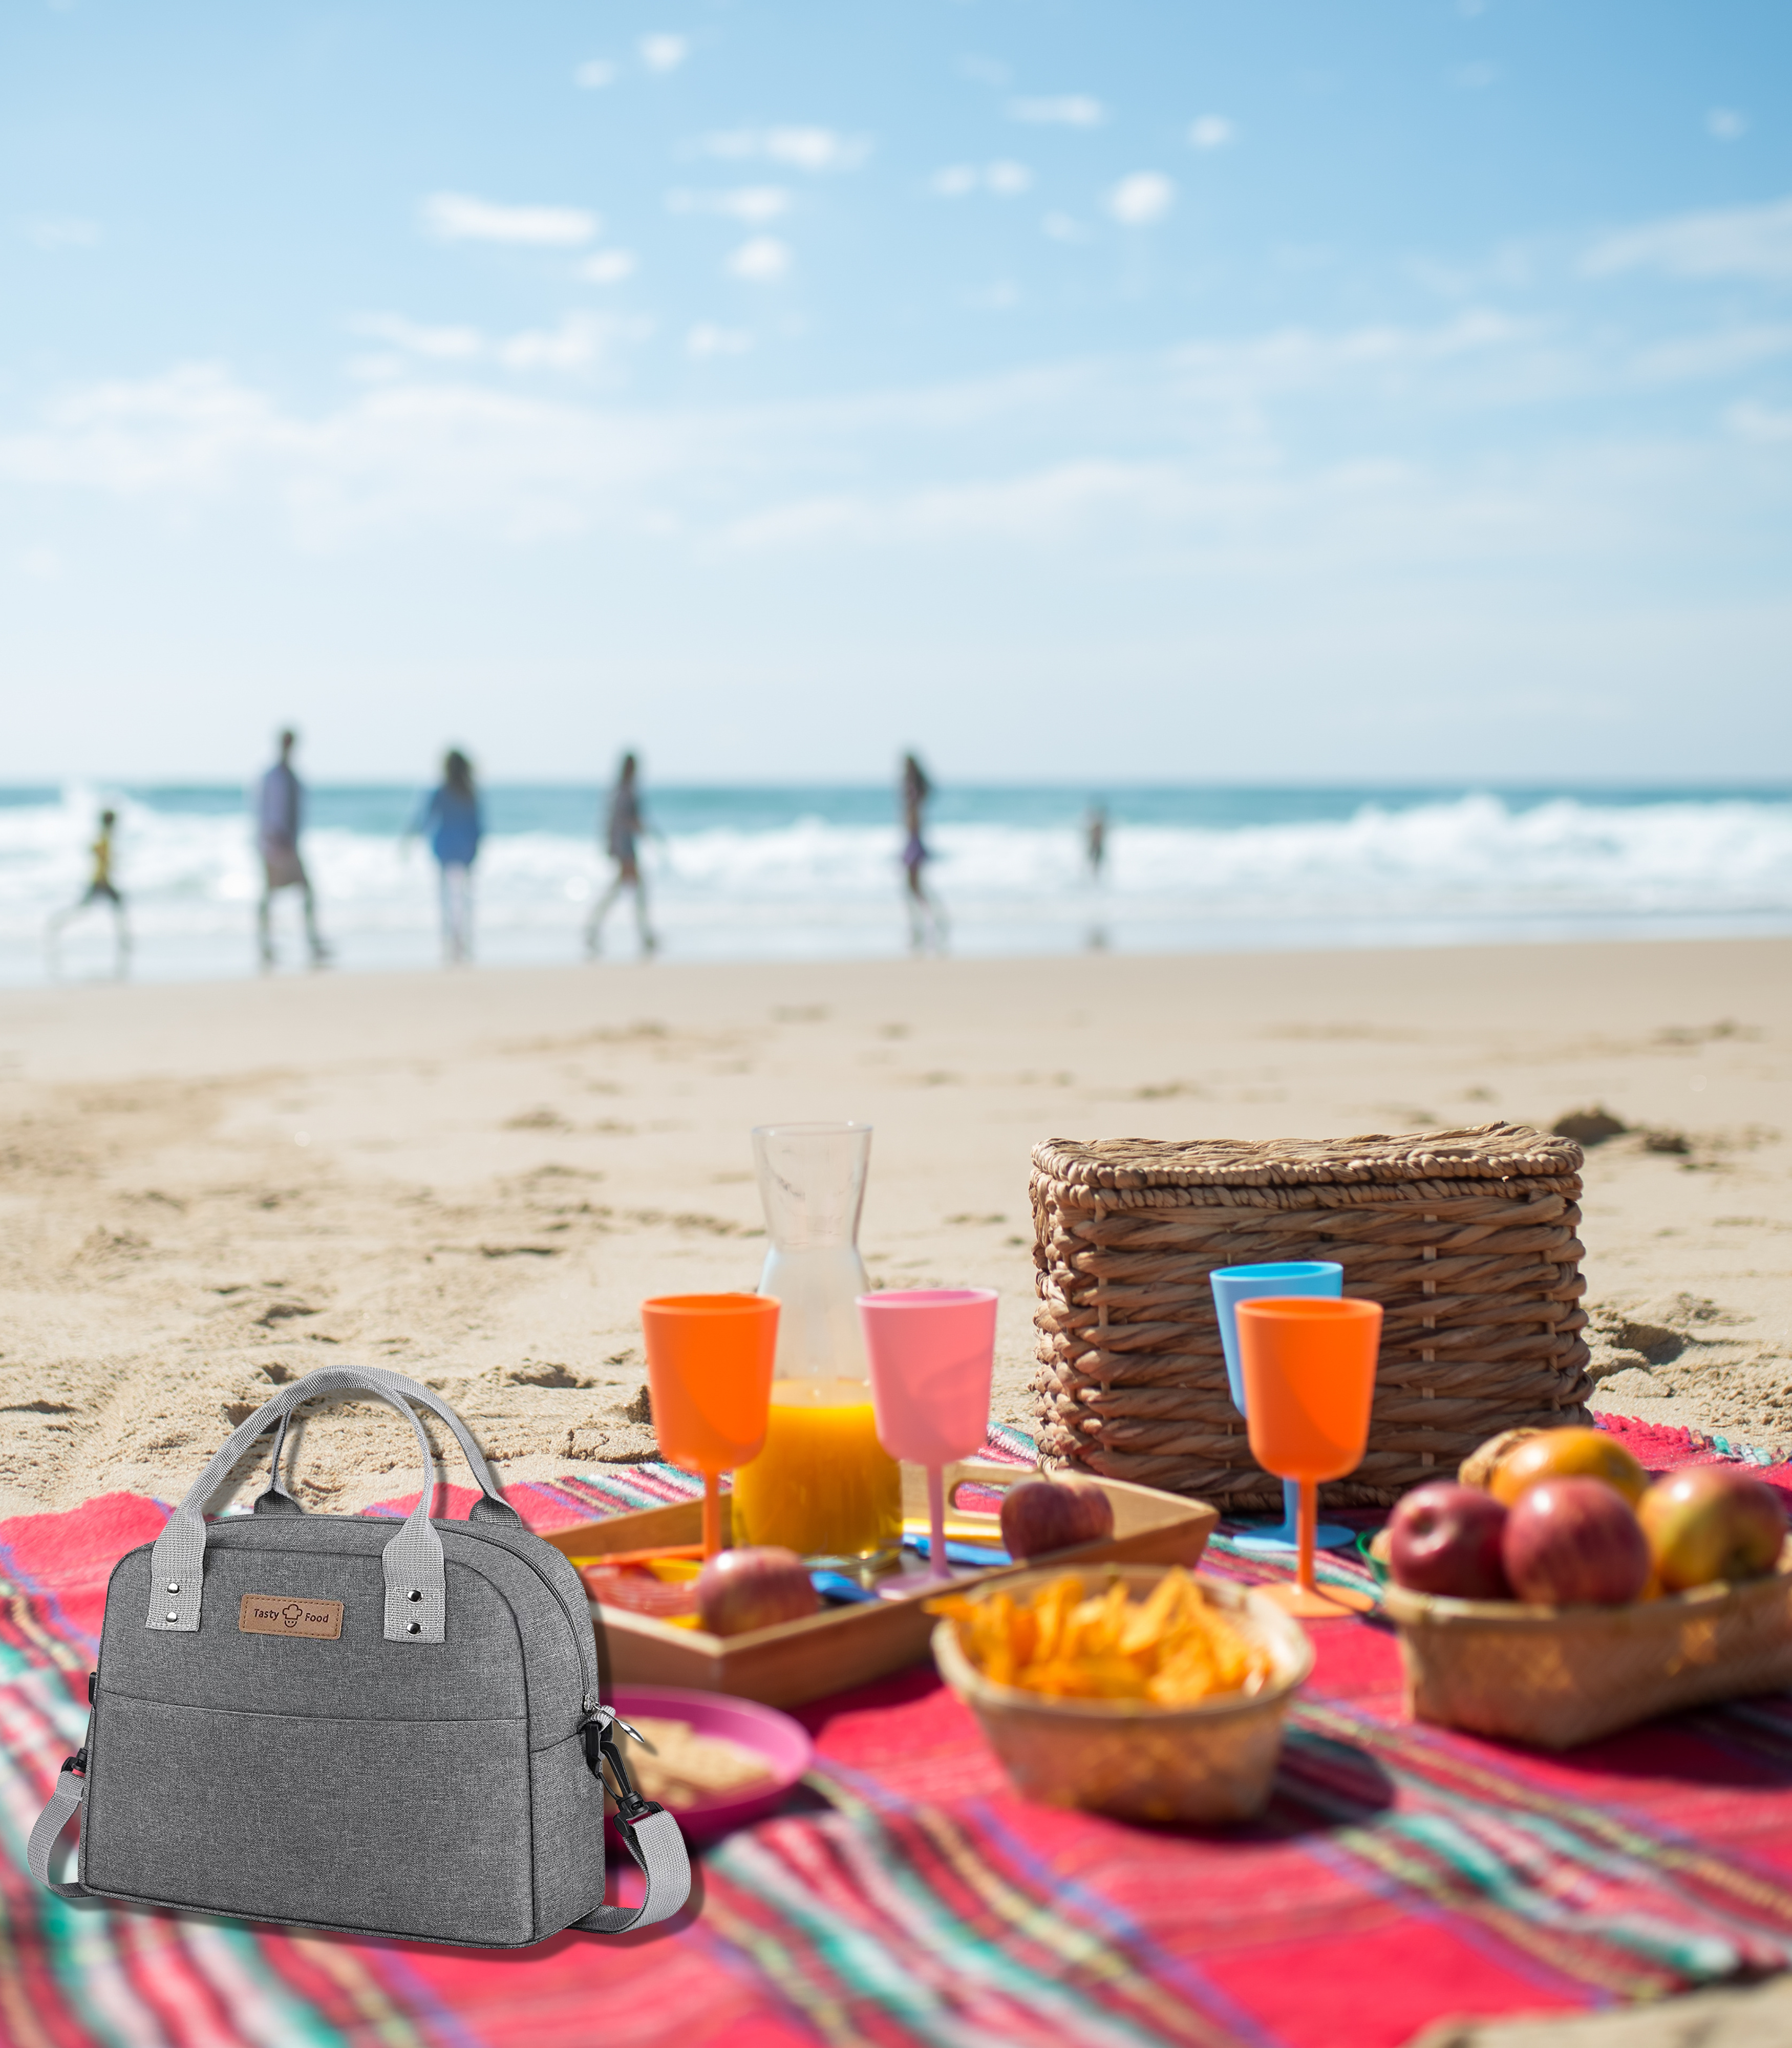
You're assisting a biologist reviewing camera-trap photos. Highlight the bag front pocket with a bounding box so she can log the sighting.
[84,1692,535,1946]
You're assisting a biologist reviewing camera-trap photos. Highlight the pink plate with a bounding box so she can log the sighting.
[607,1685,814,1842]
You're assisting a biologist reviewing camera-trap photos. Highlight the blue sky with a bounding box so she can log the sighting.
[3,1,1789,783]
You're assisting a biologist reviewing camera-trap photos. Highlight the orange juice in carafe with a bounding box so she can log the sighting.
[742,1122,897,1564]
[731,1378,901,1561]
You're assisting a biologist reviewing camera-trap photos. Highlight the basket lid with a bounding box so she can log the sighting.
[1032,1122,1581,1192]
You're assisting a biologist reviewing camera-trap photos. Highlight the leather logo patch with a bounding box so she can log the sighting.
[239,1595,343,1640]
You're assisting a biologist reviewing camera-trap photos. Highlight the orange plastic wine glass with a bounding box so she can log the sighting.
[1236,1296,1382,1617]
[640,1293,780,1558]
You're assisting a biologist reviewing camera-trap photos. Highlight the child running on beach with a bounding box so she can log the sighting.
[586,753,658,959]
[46,808,130,971]
[410,750,484,965]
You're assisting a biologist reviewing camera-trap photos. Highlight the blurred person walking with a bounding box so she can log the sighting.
[46,807,130,974]
[255,730,329,969]
[585,752,657,958]
[900,752,946,953]
[1085,801,1108,882]
[411,749,484,965]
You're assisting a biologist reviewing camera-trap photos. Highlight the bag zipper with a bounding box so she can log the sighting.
[443,1518,603,1710]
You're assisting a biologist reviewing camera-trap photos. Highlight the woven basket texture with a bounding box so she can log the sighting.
[1030,1123,1591,1511]
[1383,1562,1792,1749]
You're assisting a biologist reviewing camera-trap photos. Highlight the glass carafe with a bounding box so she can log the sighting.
[730,1121,903,1568]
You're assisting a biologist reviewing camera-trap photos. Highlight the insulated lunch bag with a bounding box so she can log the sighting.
[30,1366,690,1946]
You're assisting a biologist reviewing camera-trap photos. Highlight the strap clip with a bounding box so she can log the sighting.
[581,1710,663,1827]
[61,1745,88,1779]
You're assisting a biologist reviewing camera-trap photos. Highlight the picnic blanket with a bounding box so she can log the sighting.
[7,1419,1792,2048]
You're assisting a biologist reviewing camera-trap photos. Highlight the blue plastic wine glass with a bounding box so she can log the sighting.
[1210,1261,1355,1553]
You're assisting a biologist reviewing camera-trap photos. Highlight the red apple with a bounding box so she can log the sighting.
[1388,1482,1511,1599]
[1638,1467,1789,1591]
[696,1546,819,1636]
[1501,1478,1651,1607]
[999,1476,1115,1560]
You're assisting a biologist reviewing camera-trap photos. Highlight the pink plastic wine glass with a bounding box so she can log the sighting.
[858,1289,998,1582]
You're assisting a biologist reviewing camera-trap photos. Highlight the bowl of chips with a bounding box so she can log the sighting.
[930,1566,1313,1823]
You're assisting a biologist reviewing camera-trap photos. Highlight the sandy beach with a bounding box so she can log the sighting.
[0,936,1786,1520]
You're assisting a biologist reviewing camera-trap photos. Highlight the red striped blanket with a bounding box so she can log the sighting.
[6,1422,1792,2048]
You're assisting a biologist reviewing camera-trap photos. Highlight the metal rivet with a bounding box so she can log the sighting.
[407,1588,422,1603]
[166,1581,179,1593]
[165,1611,179,1623]
[406,1621,422,1636]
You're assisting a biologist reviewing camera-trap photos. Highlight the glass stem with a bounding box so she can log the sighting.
[1297,1479,1317,1593]
[702,1472,722,1560]
[927,1464,949,1581]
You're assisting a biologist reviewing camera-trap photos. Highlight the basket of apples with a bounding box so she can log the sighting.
[1378,1427,1792,1749]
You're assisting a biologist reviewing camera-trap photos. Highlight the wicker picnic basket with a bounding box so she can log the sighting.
[1384,1558,1792,1748]
[1031,1124,1591,1511]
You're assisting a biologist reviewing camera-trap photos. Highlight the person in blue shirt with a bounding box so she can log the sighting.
[411,750,483,964]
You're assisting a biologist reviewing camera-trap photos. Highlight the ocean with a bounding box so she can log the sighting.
[5,783,1790,985]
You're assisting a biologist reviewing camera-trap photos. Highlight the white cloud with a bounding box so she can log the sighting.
[703,127,869,172]
[1708,108,1748,142]
[1043,212,1086,243]
[1010,95,1105,128]
[687,324,751,359]
[495,314,625,372]
[355,315,484,360]
[422,193,598,247]
[2,306,1766,565]
[1728,400,1792,443]
[931,162,1031,198]
[351,311,644,374]
[1188,116,1235,151]
[27,217,101,249]
[579,249,638,285]
[639,33,688,73]
[668,186,791,223]
[575,59,615,89]
[1584,195,1792,283]
[1108,173,1175,226]
[728,236,792,283]
[1630,324,1792,386]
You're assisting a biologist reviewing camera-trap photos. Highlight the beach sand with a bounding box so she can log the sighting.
[0,937,1786,1518]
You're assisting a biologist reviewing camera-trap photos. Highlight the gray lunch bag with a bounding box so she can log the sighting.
[30,1365,689,1946]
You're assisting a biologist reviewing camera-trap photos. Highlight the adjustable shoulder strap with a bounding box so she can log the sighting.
[29,1759,90,1899]
[575,1712,690,1933]
[577,1807,690,1933]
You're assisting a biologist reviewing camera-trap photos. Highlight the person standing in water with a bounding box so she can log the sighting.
[47,807,130,971]
[586,753,657,958]
[255,730,329,969]
[411,749,483,964]
[900,752,946,953]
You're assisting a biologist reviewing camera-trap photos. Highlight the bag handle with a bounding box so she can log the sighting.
[147,1367,505,1645]
[253,1366,519,1527]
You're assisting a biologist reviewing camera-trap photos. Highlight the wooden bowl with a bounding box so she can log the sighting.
[1384,1553,1792,1750]
[931,1565,1313,1824]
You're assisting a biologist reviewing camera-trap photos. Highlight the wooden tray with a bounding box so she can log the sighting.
[546,1460,1219,1709]
[1383,1551,1792,1750]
